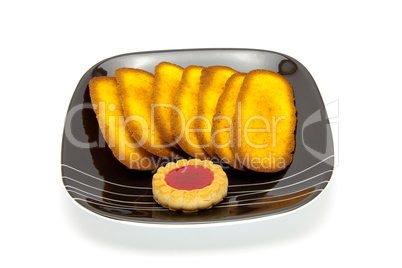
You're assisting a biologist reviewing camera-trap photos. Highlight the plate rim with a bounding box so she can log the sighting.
[62,170,335,228]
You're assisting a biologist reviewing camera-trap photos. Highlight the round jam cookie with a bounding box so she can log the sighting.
[152,159,228,213]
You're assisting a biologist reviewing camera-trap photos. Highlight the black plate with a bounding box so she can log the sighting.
[61,48,334,225]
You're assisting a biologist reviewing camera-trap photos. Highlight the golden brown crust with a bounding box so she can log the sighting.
[152,159,228,212]
[196,66,238,157]
[171,65,209,159]
[114,68,180,158]
[232,69,296,172]
[212,73,247,170]
[89,63,297,175]
[151,62,184,149]
[88,76,159,170]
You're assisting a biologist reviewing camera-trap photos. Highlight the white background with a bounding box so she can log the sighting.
[2,0,401,267]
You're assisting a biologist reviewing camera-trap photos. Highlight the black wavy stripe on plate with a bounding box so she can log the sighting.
[61,48,334,225]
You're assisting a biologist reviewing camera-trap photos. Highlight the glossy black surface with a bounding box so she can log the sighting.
[61,48,334,225]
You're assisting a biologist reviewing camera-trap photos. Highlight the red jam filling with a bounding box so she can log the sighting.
[164,165,214,190]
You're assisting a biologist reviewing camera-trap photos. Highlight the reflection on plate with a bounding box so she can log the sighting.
[61,48,334,225]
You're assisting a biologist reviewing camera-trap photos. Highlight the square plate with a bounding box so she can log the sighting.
[61,48,334,225]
